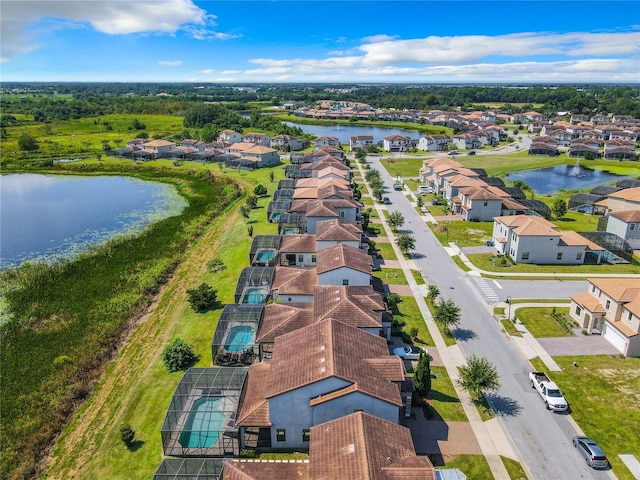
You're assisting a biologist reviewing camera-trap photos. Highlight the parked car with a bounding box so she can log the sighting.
[572,436,609,469]
[382,196,391,204]
[448,150,458,156]
[417,186,432,194]
[392,345,427,360]
[393,182,403,191]
[467,150,476,155]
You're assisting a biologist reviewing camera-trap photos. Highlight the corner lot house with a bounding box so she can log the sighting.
[570,279,640,356]
[492,215,604,264]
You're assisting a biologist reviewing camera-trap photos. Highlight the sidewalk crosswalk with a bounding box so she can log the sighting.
[471,276,500,303]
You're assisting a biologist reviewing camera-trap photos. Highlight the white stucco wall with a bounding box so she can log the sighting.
[318,267,370,286]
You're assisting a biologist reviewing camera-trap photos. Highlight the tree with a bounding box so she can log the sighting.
[372,186,384,202]
[388,211,405,232]
[433,298,461,334]
[269,171,275,183]
[120,425,136,448]
[458,355,500,401]
[552,198,567,220]
[246,195,258,209]
[413,350,432,396]
[427,285,440,303]
[186,283,218,312]
[395,233,416,256]
[131,118,146,130]
[247,225,254,237]
[416,196,424,210]
[240,204,251,221]
[385,293,401,313]
[161,339,200,373]
[18,132,39,151]
[254,184,268,196]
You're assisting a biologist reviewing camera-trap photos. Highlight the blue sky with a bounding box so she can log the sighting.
[1,1,639,83]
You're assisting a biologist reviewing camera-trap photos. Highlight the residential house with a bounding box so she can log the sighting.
[349,135,375,151]
[455,186,525,221]
[304,199,362,234]
[223,411,435,480]
[316,243,372,286]
[142,139,175,156]
[235,319,405,450]
[568,143,598,158]
[271,266,317,303]
[279,235,317,267]
[452,132,482,150]
[603,210,640,250]
[417,134,450,152]
[242,132,271,147]
[604,140,636,160]
[271,134,308,151]
[218,129,242,144]
[529,138,559,156]
[382,135,412,153]
[315,219,366,251]
[605,187,640,212]
[313,136,340,149]
[570,279,640,356]
[492,215,604,264]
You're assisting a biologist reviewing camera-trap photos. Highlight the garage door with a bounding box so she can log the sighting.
[603,323,627,353]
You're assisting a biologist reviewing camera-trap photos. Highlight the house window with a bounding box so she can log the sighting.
[631,224,636,231]
[576,252,582,260]
[483,201,488,207]
[575,306,582,317]
[302,429,310,442]
[521,252,529,260]
[297,254,304,263]
[311,254,317,263]
[276,429,286,442]
[605,299,611,310]
[342,279,349,286]
[340,210,346,218]
[557,252,563,260]
[628,312,633,322]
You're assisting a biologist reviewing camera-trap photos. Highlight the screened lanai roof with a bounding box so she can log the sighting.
[160,368,247,458]
[616,179,640,189]
[499,187,526,199]
[153,458,226,480]
[277,179,296,189]
[267,200,291,223]
[518,200,551,219]
[590,185,621,196]
[482,177,505,187]
[469,168,487,177]
[212,304,263,366]
[273,188,294,200]
[278,213,307,234]
[234,267,275,304]
[568,193,606,210]
[249,235,281,266]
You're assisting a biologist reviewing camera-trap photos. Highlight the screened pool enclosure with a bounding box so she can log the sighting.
[153,458,226,480]
[234,267,274,304]
[249,235,281,267]
[211,304,263,366]
[161,368,247,457]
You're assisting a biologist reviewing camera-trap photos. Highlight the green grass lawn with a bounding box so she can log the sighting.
[411,268,426,285]
[514,307,574,337]
[500,319,522,337]
[466,253,640,274]
[394,296,434,347]
[372,267,409,285]
[374,241,398,261]
[452,255,472,272]
[501,456,528,480]
[424,366,466,422]
[442,454,494,480]
[532,356,640,480]
[430,221,494,247]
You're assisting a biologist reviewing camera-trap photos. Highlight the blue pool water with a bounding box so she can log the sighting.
[282,228,298,235]
[255,250,276,263]
[242,288,269,304]
[224,325,255,351]
[179,397,225,448]
[270,213,281,221]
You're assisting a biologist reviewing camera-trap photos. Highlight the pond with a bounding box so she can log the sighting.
[284,121,424,144]
[0,174,187,270]
[506,163,631,195]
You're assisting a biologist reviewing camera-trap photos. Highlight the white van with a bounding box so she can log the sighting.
[417,186,432,194]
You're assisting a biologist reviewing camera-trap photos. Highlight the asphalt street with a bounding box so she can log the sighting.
[367,155,610,480]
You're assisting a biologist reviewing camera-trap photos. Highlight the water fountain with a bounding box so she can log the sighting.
[568,159,581,177]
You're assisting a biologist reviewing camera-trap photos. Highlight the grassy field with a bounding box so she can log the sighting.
[372,267,409,285]
[33,160,280,480]
[530,355,640,480]
[514,307,574,337]
[442,454,494,479]
[501,456,529,480]
[373,241,398,261]
[425,366,466,422]
[430,221,494,247]
[394,296,434,347]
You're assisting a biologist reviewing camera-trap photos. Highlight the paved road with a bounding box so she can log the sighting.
[476,279,588,304]
[368,156,610,480]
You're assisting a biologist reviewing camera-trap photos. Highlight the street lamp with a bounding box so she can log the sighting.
[506,296,512,322]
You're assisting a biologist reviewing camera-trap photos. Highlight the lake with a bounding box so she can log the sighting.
[0,174,187,270]
[506,164,630,195]
[284,121,423,144]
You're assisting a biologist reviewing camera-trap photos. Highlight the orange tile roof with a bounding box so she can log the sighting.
[589,278,640,302]
[315,219,362,242]
[236,361,272,427]
[558,230,604,250]
[571,291,606,314]
[609,210,640,222]
[608,187,640,202]
[609,320,639,338]
[222,460,309,480]
[309,412,435,480]
[272,266,317,295]
[313,285,385,328]
[256,302,315,343]
[316,243,372,275]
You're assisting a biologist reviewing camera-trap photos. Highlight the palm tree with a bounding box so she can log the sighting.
[388,211,405,232]
[433,298,461,334]
[395,233,416,256]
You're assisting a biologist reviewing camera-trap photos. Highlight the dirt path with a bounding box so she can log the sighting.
[42,196,244,478]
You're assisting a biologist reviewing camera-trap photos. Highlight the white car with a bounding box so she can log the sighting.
[393,345,427,360]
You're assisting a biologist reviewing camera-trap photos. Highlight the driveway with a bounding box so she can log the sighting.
[406,415,482,457]
[537,331,621,356]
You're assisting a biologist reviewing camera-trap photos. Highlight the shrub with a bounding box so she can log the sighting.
[207,258,226,273]
[186,283,218,312]
[120,425,135,448]
[414,350,432,396]
[161,339,200,372]
[253,184,268,196]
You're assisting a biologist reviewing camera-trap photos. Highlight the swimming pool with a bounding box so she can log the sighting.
[242,287,269,304]
[255,250,276,264]
[224,325,255,352]
[282,228,298,235]
[179,397,225,448]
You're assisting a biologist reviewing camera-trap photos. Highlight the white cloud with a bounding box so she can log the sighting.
[361,34,398,44]
[195,68,241,75]
[0,0,235,61]
[158,60,183,67]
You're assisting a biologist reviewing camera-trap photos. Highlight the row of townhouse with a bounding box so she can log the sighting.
[155,141,437,478]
